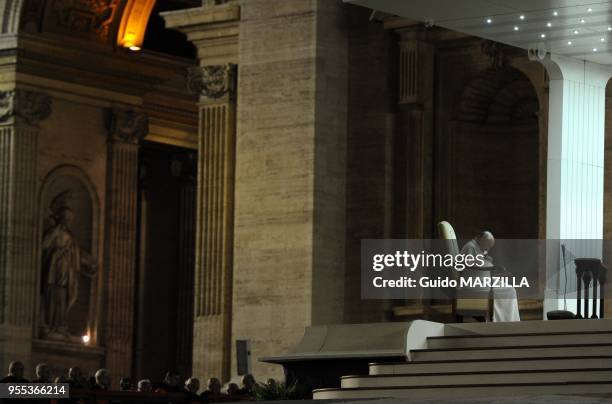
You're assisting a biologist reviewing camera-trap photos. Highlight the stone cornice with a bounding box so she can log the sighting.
[0,89,51,125]
[161,4,240,65]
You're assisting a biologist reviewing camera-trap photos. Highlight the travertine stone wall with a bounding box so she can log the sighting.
[232,0,347,379]
[343,7,395,323]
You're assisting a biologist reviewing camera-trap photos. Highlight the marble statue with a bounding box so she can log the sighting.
[41,190,97,338]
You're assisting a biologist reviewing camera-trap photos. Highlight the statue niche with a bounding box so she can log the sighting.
[40,171,99,342]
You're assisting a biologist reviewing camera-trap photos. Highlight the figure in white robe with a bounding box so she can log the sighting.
[461,232,520,322]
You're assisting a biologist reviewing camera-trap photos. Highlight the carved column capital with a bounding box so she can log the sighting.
[106,107,149,144]
[187,64,237,101]
[0,90,52,125]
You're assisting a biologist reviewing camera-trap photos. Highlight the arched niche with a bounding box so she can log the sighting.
[447,66,540,239]
[37,164,101,344]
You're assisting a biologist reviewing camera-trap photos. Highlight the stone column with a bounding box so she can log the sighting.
[188,65,236,382]
[394,30,434,239]
[104,107,148,380]
[0,89,51,372]
[162,2,239,382]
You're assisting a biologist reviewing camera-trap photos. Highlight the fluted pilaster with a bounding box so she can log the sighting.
[0,89,51,370]
[104,107,148,380]
[189,64,236,382]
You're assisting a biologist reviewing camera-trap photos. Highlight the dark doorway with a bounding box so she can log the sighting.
[134,141,197,381]
[445,66,540,239]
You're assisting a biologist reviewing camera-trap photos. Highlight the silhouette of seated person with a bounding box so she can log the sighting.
[92,369,111,391]
[67,367,87,390]
[226,383,240,397]
[200,378,221,400]
[1,361,29,383]
[138,379,152,393]
[155,371,182,394]
[183,377,200,401]
[237,374,255,396]
[120,377,133,391]
[32,363,51,383]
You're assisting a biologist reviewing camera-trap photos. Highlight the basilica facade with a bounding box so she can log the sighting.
[0,0,611,387]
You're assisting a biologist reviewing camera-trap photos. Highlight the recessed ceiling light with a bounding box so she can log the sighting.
[608,27,612,31]
[593,47,598,52]
[486,18,492,24]
[567,41,572,45]
[588,7,593,12]
[547,22,552,27]
[574,29,579,34]
[541,33,546,38]
[601,37,606,42]
[514,26,519,31]
[553,11,558,16]
[581,19,586,23]
[520,15,525,20]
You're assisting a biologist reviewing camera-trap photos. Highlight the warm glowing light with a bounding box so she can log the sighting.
[82,335,91,344]
[117,0,156,50]
[129,46,141,51]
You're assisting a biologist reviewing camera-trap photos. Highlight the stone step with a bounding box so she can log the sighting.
[443,319,612,337]
[427,331,612,349]
[313,381,612,400]
[341,368,612,388]
[369,356,612,375]
[411,343,612,361]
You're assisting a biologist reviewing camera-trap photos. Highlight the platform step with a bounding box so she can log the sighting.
[313,381,612,400]
[341,368,612,388]
[369,356,612,375]
[427,331,612,349]
[411,343,612,361]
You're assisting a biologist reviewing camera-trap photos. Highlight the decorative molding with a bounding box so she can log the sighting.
[0,90,52,125]
[187,64,237,100]
[106,107,149,144]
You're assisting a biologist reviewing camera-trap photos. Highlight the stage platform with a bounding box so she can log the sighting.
[262,319,612,400]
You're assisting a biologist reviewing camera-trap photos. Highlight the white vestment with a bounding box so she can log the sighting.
[460,239,520,322]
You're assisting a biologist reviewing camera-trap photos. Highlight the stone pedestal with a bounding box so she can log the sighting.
[104,107,148,380]
[0,89,51,373]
